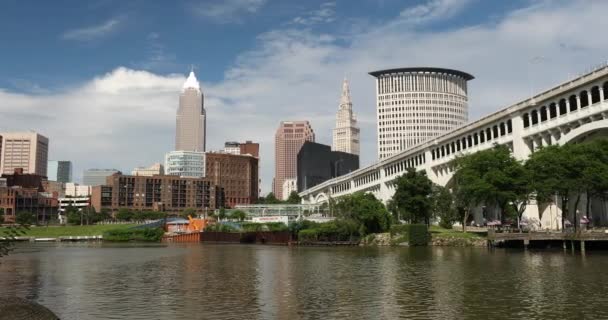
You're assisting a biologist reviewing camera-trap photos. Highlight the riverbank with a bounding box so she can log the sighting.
[361,226,487,247]
[0,224,136,238]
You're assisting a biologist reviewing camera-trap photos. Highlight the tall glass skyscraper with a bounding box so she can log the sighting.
[47,160,72,182]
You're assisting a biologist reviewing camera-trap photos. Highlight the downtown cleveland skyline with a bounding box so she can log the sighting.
[1,0,607,193]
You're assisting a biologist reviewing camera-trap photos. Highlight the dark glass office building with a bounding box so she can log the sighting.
[297,141,359,192]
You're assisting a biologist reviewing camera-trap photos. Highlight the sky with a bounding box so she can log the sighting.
[1,0,607,194]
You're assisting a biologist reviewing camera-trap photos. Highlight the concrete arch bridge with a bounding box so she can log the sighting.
[300,64,608,230]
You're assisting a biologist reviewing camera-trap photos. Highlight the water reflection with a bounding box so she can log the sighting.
[1,244,608,319]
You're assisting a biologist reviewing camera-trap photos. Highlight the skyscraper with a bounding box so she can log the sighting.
[0,131,49,176]
[369,67,474,159]
[273,121,315,200]
[47,160,72,182]
[176,71,206,152]
[332,78,360,155]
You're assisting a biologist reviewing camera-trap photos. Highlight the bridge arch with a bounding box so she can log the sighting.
[559,119,608,145]
[314,192,329,204]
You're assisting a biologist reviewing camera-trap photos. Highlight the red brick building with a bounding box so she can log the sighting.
[0,169,58,223]
[90,173,224,215]
[205,152,258,208]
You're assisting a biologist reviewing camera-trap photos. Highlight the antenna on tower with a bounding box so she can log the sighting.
[190,64,194,73]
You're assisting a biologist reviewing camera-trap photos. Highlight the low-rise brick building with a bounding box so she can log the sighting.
[205,152,258,208]
[0,169,58,223]
[91,173,224,215]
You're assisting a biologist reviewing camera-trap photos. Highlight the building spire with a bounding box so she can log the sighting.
[182,68,201,92]
[340,77,351,107]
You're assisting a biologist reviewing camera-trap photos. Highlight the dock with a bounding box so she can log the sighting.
[2,236,104,242]
[488,230,608,252]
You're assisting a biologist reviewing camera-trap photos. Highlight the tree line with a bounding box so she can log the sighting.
[388,139,608,231]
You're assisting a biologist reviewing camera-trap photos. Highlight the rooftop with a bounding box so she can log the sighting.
[369,67,474,81]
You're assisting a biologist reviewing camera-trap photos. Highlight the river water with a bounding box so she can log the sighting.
[0,243,607,319]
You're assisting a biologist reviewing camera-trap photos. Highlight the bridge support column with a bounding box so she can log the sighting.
[524,239,530,250]
[511,113,531,160]
[581,240,586,254]
[570,240,575,253]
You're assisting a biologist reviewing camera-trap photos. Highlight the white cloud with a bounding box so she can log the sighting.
[292,2,336,26]
[190,0,267,23]
[62,17,123,41]
[399,0,472,25]
[134,32,178,72]
[3,0,608,194]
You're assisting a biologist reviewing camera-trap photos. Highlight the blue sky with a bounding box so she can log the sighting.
[0,0,524,90]
[0,0,607,194]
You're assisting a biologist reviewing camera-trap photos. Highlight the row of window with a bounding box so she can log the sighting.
[384,154,426,176]
[379,105,466,114]
[523,83,608,128]
[354,171,380,187]
[379,93,465,101]
[377,73,468,96]
[431,120,513,160]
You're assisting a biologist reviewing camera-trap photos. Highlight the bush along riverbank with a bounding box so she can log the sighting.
[103,227,164,242]
[360,225,487,247]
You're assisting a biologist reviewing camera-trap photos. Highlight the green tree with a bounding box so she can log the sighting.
[180,208,197,219]
[66,207,81,225]
[453,145,531,227]
[263,193,281,204]
[432,185,457,229]
[286,191,302,204]
[218,208,227,221]
[16,211,35,226]
[230,210,247,222]
[579,140,608,224]
[116,208,133,221]
[98,208,113,221]
[526,145,570,229]
[391,168,434,225]
[334,192,391,235]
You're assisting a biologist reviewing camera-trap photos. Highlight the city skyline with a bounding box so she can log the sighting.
[1,1,607,194]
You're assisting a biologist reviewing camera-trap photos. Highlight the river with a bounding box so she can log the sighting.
[0,243,606,319]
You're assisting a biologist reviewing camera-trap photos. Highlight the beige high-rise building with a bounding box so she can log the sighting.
[176,71,206,152]
[332,78,360,155]
[0,131,49,176]
[273,121,314,199]
[131,163,164,176]
[370,67,474,159]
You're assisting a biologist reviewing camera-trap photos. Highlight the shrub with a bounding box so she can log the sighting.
[296,220,359,242]
[116,209,133,221]
[288,220,320,236]
[389,224,410,236]
[205,223,238,232]
[16,211,35,226]
[407,224,430,246]
[103,227,164,242]
[298,229,318,242]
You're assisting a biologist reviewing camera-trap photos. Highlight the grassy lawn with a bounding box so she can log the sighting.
[429,226,486,239]
[0,224,137,237]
